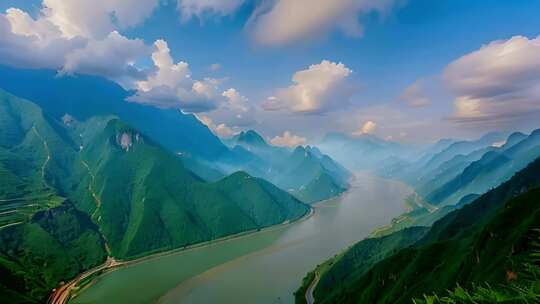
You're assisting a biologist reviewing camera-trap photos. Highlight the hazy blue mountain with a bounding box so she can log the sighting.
[0,65,228,160]
[425,128,540,205]
[221,130,352,203]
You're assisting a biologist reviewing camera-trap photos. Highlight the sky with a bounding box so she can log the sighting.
[1,0,540,146]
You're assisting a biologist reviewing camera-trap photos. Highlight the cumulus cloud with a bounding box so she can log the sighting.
[177,0,245,21]
[352,120,377,136]
[198,115,237,138]
[400,79,431,107]
[61,31,150,87]
[263,60,355,114]
[270,131,307,147]
[0,9,85,69]
[247,0,397,46]
[0,3,153,86]
[222,88,249,112]
[128,40,224,112]
[443,35,540,126]
[1,1,237,115]
[42,0,160,38]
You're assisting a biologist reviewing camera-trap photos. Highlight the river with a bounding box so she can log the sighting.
[71,172,411,304]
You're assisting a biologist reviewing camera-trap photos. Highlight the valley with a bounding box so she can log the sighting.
[70,173,411,304]
[1,3,539,302]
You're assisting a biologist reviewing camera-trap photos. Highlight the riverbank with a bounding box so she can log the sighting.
[51,205,316,304]
[70,173,412,304]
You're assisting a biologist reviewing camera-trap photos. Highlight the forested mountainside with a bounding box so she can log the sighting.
[0,90,310,303]
[297,156,540,304]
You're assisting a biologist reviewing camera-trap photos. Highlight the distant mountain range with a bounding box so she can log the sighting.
[0,91,310,303]
[220,130,352,203]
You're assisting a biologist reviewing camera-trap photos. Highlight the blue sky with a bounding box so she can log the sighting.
[1,0,540,145]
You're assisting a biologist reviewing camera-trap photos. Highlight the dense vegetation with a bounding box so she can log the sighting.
[0,90,310,302]
[295,226,429,304]
[296,156,540,303]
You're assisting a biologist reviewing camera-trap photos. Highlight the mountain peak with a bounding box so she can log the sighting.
[235,130,267,146]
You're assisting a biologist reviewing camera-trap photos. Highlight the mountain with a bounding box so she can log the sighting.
[295,226,429,304]
[0,65,228,160]
[221,130,352,203]
[424,129,540,206]
[0,91,310,303]
[381,132,506,185]
[317,132,415,170]
[230,130,268,148]
[372,129,540,236]
[297,156,540,304]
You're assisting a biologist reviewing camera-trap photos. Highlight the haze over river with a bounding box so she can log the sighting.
[72,173,411,304]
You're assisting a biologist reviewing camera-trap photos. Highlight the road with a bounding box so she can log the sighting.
[48,257,122,304]
[305,272,320,304]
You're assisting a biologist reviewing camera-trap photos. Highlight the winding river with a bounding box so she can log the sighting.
[71,173,411,304]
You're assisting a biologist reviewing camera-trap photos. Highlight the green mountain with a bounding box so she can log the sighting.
[0,65,229,160]
[222,130,352,204]
[72,119,309,258]
[0,91,310,303]
[295,226,429,304]
[297,156,540,304]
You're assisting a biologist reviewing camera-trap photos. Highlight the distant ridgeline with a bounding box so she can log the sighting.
[0,90,312,303]
[320,124,540,235]
[220,130,352,204]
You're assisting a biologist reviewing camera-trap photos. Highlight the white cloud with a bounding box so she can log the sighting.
[198,115,237,138]
[270,131,307,147]
[263,60,355,114]
[0,4,152,86]
[177,0,245,21]
[247,0,397,46]
[1,1,240,115]
[0,9,85,69]
[128,40,224,112]
[443,35,540,126]
[42,0,159,38]
[61,31,150,87]
[222,88,249,112]
[400,79,431,107]
[352,120,377,136]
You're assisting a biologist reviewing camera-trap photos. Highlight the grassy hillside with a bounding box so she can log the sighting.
[298,157,540,303]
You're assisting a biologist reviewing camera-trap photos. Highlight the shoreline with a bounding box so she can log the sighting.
[51,202,319,304]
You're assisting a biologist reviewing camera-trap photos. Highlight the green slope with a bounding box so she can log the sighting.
[0,91,311,302]
[299,156,540,304]
[0,203,107,303]
[295,226,429,304]
[71,118,310,258]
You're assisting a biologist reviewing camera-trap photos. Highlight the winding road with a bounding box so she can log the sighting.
[305,272,320,304]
